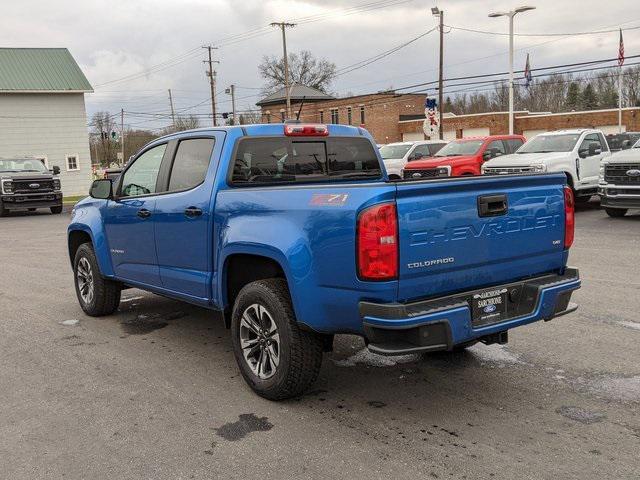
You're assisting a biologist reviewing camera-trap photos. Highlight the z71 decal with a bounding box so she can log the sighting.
[310,193,349,207]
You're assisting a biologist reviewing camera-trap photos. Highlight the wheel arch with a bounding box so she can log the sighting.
[220,249,292,328]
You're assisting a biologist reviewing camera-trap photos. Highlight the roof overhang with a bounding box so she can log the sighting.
[0,89,93,94]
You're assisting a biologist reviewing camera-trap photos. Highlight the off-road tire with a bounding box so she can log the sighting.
[605,207,627,218]
[50,206,63,214]
[73,243,121,316]
[231,278,324,400]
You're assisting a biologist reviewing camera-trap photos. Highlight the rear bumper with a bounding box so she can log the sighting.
[360,268,580,355]
[1,193,62,210]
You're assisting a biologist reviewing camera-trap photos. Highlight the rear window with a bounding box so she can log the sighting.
[230,137,381,185]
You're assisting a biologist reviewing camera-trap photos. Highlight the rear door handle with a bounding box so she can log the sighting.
[184,207,203,218]
[477,194,508,217]
[137,208,151,219]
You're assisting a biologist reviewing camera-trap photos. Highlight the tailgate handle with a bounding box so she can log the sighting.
[477,194,508,217]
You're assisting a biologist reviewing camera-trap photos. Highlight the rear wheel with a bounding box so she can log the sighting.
[50,206,63,214]
[231,278,323,400]
[73,243,121,316]
[605,207,627,218]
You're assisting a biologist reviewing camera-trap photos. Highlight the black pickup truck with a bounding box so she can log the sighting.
[0,157,63,216]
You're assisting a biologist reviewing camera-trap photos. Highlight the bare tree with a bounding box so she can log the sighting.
[259,50,336,94]
[159,115,201,136]
[90,111,118,167]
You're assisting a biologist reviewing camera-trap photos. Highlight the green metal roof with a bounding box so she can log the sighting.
[0,48,93,92]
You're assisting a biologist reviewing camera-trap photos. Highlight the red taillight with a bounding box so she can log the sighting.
[284,124,329,136]
[357,203,398,281]
[564,186,575,249]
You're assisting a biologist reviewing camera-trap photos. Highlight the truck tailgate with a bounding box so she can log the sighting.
[396,173,568,302]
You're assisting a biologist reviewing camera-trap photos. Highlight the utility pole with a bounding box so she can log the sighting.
[120,108,125,167]
[431,8,444,140]
[168,88,176,128]
[203,46,219,126]
[270,22,296,119]
[226,85,237,125]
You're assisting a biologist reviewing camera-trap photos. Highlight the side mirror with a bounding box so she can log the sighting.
[578,149,588,159]
[52,165,60,175]
[90,179,113,200]
[483,150,494,161]
[588,144,602,156]
[409,153,422,161]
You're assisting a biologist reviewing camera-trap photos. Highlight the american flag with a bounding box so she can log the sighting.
[618,29,625,67]
[524,53,533,88]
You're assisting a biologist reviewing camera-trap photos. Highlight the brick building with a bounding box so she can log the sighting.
[257,86,640,144]
[257,87,426,143]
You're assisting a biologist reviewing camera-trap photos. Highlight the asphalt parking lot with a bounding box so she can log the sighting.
[1,203,639,480]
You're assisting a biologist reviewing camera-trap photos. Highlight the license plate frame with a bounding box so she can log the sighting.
[470,288,508,326]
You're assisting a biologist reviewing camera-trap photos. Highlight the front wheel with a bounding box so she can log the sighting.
[231,278,324,400]
[605,207,627,218]
[50,205,63,214]
[73,243,121,316]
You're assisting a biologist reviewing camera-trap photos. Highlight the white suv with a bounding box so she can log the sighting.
[483,129,610,201]
[379,140,447,179]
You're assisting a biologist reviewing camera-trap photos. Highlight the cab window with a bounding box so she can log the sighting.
[168,138,215,192]
[506,138,524,153]
[485,140,506,159]
[120,144,166,197]
[579,134,603,156]
[410,144,430,160]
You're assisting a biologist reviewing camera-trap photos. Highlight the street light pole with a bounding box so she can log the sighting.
[431,7,444,140]
[489,5,536,135]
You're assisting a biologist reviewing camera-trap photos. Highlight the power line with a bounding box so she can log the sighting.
[335,28,437,77]
[445,23,640,37]
[392,54,640,92]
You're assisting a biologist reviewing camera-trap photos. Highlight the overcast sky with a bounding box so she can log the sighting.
[3,0,639,130]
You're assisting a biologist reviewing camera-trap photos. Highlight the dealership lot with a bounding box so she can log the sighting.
[0,205,639,480]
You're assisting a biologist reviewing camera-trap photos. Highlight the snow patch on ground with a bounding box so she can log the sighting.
[60,319,79,326]
[618,321,640,331]
[590,376,640,402]
[120,296,144,304]
[334,348,420,368]
[468,343,524,365]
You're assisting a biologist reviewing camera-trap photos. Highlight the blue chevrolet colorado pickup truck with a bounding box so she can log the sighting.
[68,123,580,399]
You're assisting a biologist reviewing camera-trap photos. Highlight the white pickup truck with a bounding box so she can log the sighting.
[379,140,447,179]
[598,139,640,217]
[482,129,610,201]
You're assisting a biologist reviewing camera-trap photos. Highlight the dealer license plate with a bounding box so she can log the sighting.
[471,288,508,325]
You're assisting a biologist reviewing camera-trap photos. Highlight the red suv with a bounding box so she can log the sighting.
[402,135,526,179]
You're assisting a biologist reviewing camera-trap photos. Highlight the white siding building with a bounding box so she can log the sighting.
[0,48,93,196]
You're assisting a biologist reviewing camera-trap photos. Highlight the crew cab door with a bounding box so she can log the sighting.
[103,143,168,287]
[576,133,606,186]
[153,134,222,300]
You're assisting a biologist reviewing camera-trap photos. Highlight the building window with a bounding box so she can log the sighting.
[280,110,285,122]
[330,109,339,125]
[360,106,365,125]
[319,111,324,123]
[66,154,79,171]
[347,107,352,125]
